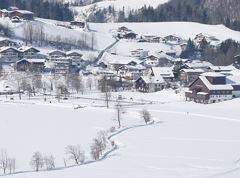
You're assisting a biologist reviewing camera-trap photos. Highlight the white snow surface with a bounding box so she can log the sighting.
[0,90,240,178]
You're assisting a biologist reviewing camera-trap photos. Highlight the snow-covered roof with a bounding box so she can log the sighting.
[141,76,165,84]
[209,66,236,71]
[17,58,45,63]
[197,92,208,95]
[48,49,66,55]
[0,46,19,53]
[180,69,204,73]
[151,66,174,78]
[18,46,40,52]
[120,64,145,71]
[226,76,240,85]
[199,76,233,90]
[66,50,83,56]
[201,72,225,77]
[155,51,174,61]
[14,10,34,15]
[185,61,213,69]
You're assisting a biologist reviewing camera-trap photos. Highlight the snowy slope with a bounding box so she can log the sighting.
[90,22,240,56]
[71,0,170,21]
[0,17,115,51]
[90,22,240,42]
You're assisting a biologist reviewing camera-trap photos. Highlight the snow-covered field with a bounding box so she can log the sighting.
[1,90,240,178]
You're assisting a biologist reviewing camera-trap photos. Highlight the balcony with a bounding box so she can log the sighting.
[185,91,210,100]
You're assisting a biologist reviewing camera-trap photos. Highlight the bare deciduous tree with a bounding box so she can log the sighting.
[0,150,9,174]
[90,131,108,161]
[90,142,100,161]
[140,109,152,124]
[30,152,44,172]
[44,155,55,170]
[7,158,16,174]
[115,100,123,128]
[65,145,85,165]
[23,23,34,45]
[87,76,93,90]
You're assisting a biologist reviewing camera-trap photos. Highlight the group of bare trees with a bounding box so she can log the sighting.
[65,145,85,165]
[90,131,108,160]
[22,21,96,50]
[0,150,16,175]
[30,152,55,172]
[23,23,45,46]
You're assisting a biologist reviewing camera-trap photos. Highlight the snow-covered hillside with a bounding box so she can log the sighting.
[70,0,170,21]
[90,22,240,56]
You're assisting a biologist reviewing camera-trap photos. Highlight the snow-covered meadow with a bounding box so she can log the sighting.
[0,89,240,178]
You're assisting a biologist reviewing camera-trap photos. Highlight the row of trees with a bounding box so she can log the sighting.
[85,0,240,32]
[22,22,94,50]
[124,0,240,31]
[27,130,109,173]
[7,73,95,100]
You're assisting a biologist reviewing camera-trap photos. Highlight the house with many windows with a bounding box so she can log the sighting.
[185,72,240,104]
[135,76,166,93]
[0,47,19,63]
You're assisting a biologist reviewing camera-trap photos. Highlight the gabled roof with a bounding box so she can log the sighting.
[18,46,40,53]
[48,50,66,56]
[0,47,19,53]
[198,76,233,90]
[66,50,83,56]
